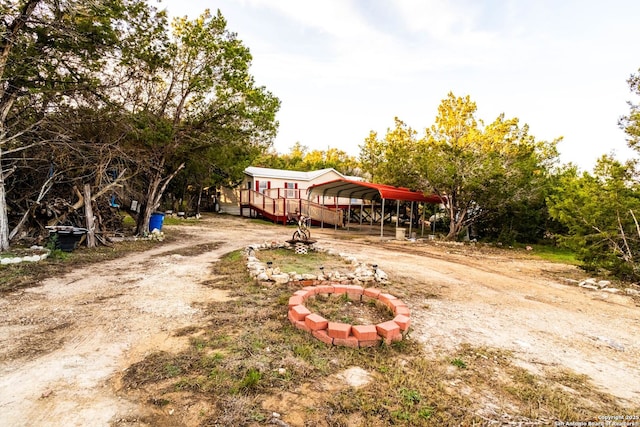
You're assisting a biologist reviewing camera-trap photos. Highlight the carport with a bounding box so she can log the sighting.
[307,179,441,238]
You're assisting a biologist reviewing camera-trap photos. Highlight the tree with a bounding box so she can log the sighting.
[361,93,558,240]
[112,9,279,233]
[0,0,163,249]
[255,143,359,175]
[359,118,421,188]
[548,157,640,279]
[418,93,559,240]
[359,131,384,181]
[548,67,640,279]
[619,68,640,149]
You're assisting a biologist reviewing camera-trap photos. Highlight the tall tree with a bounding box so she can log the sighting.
[548,157,640,279]
[0,0,156,250]
[114,9,279,233]
[359,131,384,181]
[359,118,421,188]
[417,93,557,239]
[361,93,558,240]
[619,68,640,150]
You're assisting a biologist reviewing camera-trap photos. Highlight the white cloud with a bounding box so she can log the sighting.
[159,0,640,169]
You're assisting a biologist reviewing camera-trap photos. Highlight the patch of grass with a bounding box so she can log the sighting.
[163,216,201,226]
[256,247,349,274]
[235,368,262,392]
[450,357,467,369]
[122,214,136,228]
[524,244,580,265]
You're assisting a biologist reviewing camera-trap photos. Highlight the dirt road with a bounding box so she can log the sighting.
[0,215,638,426]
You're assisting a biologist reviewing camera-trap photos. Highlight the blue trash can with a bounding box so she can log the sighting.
[149,212,165,232]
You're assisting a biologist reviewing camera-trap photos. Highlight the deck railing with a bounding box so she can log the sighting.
[240,189,343,227]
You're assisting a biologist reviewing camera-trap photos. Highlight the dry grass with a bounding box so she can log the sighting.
[305,294,393,325]
[0,239,162,294]
[255,247,351,275]
[118,250,637,426]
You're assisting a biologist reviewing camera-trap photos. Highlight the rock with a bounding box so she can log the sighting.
[597,280,611,288]
[625,288,640,296]
[374,268,388,281]
[579,278,598,287]
[0,258,12,265]
[301,273,317,280]
[581,284,599,291]
[256,272,269,281]
[246,262,263,271]
[354,267,373,277]
[271,274,290,284]
[600,288,620,293]
[337,367,371,387]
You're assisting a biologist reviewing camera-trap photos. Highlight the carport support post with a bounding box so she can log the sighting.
[380,198,385,238]
[334,197,338,231]
[370,200,374,227]
[347,199,351,231]
[409,201,414,238]
[396,200,400,227]
[421,203,425,237]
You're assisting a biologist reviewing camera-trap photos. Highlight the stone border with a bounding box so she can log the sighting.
[245,241,389,285]
[0,246,50,265]
[287,285,411,348]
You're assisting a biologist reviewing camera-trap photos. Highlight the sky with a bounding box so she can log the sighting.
[157,0,640,170]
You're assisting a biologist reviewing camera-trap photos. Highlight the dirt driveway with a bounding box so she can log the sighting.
[0,215,638,426]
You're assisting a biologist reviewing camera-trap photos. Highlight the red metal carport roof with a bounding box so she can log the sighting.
[307,179,441,203]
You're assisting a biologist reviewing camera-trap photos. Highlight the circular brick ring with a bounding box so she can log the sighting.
[287,284,411,348]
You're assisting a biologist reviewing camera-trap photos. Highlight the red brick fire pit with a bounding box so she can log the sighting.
[287,284,411,348]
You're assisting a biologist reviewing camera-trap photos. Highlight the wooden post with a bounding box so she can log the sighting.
[83,184,96,248]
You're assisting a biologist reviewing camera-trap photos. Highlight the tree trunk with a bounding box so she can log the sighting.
[84,184,96,248]
[0,159,10,251]
[136,173,161,235]
[195,184,203,216]
[135,162,185,235]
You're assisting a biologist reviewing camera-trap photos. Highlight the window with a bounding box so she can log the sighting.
[284,182,297,198]
[259,181,268,194]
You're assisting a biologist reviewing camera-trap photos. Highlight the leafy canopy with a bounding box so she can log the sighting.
[360,92,558,240]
